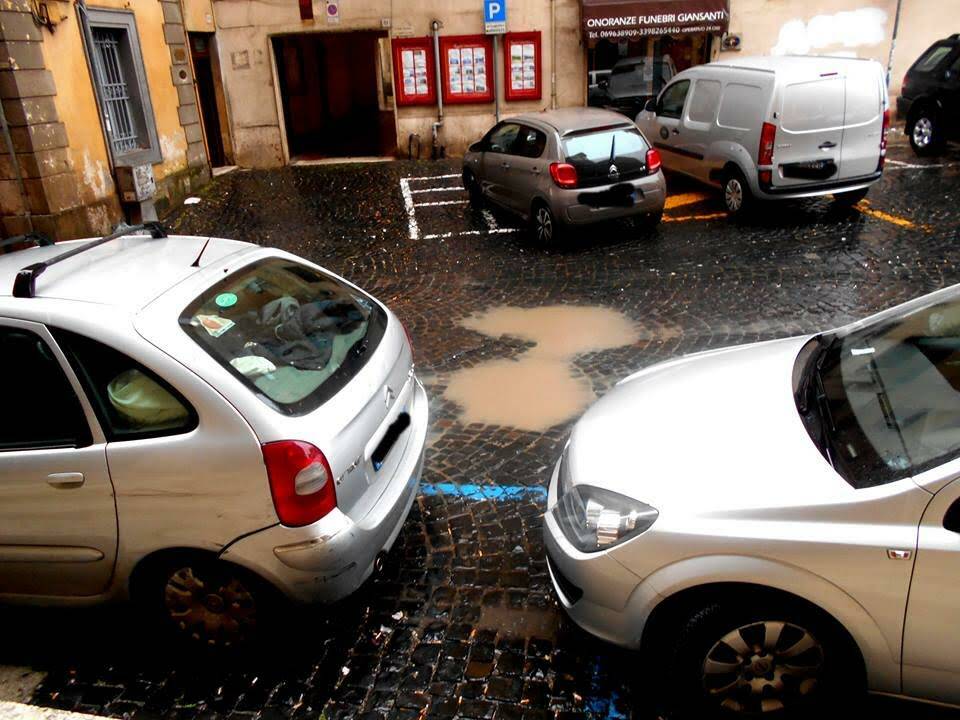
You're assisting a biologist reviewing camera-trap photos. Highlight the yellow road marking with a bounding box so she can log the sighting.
[855,200,917,229]
[664,192,712,211]
[663,212,727,223]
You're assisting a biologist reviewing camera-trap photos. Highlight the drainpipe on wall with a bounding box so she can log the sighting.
[885,0,903,91]
[0,96,33,234]
[550,0,558,109]
[431,19,444,159]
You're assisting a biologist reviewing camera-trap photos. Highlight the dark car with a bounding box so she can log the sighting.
[898,34,960,155]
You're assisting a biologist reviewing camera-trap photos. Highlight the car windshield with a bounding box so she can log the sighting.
[180,258,387,415]
[796,290,960,488]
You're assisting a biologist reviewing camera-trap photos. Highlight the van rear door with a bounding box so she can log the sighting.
[837,62,885,180]
[775,76,845,188]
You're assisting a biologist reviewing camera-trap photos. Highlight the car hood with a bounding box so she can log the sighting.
[566,336,858,514]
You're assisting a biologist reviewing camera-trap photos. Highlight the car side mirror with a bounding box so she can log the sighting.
[644,98,657,113]
[469,141,485,153]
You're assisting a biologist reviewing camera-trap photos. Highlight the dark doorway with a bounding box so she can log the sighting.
[189,32,231,167]
[273,31,397,159]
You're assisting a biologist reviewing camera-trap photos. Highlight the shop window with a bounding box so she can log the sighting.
[392,37,437,107]
[80,7,161,167]
[440,35,494,105]
[503,32,541,101]
[687,79,721,125]
[657,79,690,120]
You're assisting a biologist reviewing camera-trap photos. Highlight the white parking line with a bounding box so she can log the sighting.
[399,177,419,240]
[413,200,469,207]
[404,173,461,181]
[410,186,465,194]
[886,159,956,170]
[422,228,520,240]
[401,173,522,240]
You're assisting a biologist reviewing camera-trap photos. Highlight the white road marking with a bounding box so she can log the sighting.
[481,209,498,230]
[410,186,465,194]
[0,701,107,720]
[399,177,419,240]
[413,200,469,207]
[886,159,955,170]
[404,173,461,181]
[423,228,519,240]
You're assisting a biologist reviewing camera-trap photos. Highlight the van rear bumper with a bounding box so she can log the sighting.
[757,171,882,200]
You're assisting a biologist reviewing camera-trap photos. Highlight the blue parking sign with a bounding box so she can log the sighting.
[484,0,506,34]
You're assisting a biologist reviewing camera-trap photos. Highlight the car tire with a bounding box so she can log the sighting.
[531,201,561,243]
[139,554,275,649]
[908,109,943,156]
[631,210,663,231]
[721,168,752,217]
[664,597,861,718]
[832,187,870,208]
[463,170,484,208]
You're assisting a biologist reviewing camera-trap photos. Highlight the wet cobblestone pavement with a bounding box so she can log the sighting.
[4,133,960,720]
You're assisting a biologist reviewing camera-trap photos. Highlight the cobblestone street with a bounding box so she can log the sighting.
[2,134,959,720]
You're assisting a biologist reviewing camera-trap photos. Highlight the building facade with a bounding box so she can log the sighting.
[0,0,211,240]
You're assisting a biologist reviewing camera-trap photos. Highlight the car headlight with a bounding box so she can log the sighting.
[554,483,658,553]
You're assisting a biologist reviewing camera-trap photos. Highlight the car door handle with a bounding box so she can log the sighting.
[819,141,837,149]
[47,472,85,489]
[531,166,541,174]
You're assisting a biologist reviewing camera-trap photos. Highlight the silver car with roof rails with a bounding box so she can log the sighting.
[0,225,427,646]
[462,108,666,242]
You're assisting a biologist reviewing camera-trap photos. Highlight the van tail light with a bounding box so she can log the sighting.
[645,148,662,174]
[549,162,578,189]
[262,440,336,527]
[878,108,890,172]
[758,122,776,166]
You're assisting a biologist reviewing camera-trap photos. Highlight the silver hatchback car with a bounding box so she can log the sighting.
[462,108,666,242]
[0,225,427,645]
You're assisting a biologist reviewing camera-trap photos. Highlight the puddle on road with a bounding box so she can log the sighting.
[445,305,639,432]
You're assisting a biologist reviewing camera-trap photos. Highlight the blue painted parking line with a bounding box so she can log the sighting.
[419,482,548,502]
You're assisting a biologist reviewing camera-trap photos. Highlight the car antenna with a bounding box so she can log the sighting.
[12,221,167,299]
[191,236,213,267]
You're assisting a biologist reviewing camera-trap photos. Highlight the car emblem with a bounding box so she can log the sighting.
[608,163,619,179]
[384,386,395,409]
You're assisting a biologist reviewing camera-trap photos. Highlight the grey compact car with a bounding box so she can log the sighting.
[462,108,666,242]
[0,225,427,646]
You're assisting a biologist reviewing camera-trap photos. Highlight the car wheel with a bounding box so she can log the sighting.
[832,187,870,208]
[665,599,860,718]
[631,210,663,231]
[145,556,270,648]
[531,201,560,243]
[463,170,483,207]
[722,169,752,216]
[908,110,943,156]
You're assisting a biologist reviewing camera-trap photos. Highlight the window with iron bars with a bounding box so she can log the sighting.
[82,9,161,166]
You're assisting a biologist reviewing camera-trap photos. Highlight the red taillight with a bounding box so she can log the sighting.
[759,169,772,185]
[262,440,336,527]
[549,162,578,189]
[880,108,890,151]
[759,122,776,166]
[645,148,662,174]
[901,74,908,92]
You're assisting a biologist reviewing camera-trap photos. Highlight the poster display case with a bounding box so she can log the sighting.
[392,37,437,106]
[503,31,541,101]
[439,35,495,104]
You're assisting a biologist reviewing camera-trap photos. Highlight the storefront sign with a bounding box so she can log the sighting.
[484,0,507,34]
[581,0,729,43]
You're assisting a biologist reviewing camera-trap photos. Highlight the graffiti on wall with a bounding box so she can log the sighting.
[771,7,888,56]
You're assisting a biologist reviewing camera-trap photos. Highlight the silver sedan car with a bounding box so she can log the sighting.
[0,226,427,646]
[462,108,666,242]
[545,285,960,715]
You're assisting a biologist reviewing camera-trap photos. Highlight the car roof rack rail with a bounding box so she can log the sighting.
[0,232,54,253]
[12,221,167,299]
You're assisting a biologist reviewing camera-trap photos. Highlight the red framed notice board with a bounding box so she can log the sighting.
[392,37,437,107]
[439,35,495,104]
[503,31,541,101]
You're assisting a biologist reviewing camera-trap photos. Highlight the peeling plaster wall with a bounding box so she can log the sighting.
[40,0,190,204]
[212,0,585,166]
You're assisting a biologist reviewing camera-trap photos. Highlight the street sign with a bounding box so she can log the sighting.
[483,0,506,34]
[326,0,340,24]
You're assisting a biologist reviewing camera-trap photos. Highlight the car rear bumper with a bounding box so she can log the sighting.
[896,95,913,120]
[220,377,429,604]
[555,172,667,225]
[756,171,883,200]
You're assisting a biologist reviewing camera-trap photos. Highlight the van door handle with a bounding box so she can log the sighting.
[47,472,85,489]
[819,141,837,149]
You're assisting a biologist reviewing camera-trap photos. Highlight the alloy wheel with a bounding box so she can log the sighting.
[912,117,933,148]
[163,565,258,647]
[724,178,744,213]
[701,620,824,714]
[536,207,553,242]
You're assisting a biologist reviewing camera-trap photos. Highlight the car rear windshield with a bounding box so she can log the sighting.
[180,258,387,416]
[563,127,650,187]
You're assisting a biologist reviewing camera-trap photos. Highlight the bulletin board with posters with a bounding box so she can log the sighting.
[439,35,495,104]
[503,31,541,101]
[392,37,437,107]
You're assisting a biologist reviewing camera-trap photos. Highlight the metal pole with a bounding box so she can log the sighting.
[550,0,558,108]
[493,34,501,122]
[886,0,903,90]
[431,19,444,158]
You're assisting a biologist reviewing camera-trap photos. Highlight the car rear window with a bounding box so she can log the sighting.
[914,44,952,73]
[180,258,387,416]
[781,78,844,132]
[563,127,650,187]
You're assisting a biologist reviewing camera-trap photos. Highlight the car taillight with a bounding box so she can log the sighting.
[645,148,662,174]
[549,162,578,189]
[878,108,890,172]
[759,122,776,166]
[901,74,908,92]
[262,440,336,527]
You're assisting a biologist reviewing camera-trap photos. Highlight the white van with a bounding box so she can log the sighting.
[636,56,889,215]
